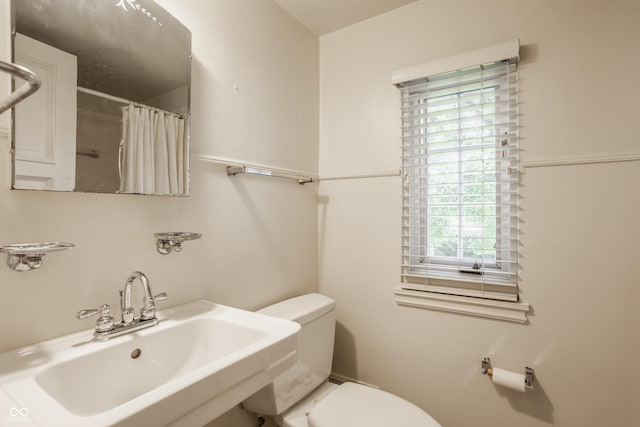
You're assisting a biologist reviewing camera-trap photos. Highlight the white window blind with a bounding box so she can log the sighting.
[397,55,519,302]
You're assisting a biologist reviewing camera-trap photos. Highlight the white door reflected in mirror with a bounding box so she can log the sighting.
[14,34,77,191]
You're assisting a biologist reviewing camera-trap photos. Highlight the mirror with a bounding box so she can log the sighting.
[11,0,191,196]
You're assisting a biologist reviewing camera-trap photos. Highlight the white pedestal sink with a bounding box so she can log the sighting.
[0,301,300,426]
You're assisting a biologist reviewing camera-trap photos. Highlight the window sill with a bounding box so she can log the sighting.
[393,286,530,323]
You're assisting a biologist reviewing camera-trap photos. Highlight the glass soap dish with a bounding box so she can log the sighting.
[0,242,75,272]
[154,232,202,255]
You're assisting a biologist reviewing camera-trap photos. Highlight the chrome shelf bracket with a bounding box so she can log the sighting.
[0,242,74,272]
[154,232,201,255]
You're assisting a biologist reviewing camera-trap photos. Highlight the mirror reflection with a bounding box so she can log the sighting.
[12,0,191,195]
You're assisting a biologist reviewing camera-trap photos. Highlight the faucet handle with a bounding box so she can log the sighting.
[76,304,115,333]
[140,292,168,321]
[119,289,135,326]
[76,304,110,319]
[154,292,168,302]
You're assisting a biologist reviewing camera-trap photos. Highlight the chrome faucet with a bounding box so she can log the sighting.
[76,271,167,341]
[120,271,166,325]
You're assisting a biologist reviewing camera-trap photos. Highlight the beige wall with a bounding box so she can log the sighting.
[319,1,640,426]
[2,0,640,426]
[0,0,318,360]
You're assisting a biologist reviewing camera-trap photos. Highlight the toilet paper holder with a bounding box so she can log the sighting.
[481,357,534,387]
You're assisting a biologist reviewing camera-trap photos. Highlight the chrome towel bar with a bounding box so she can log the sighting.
[200,155,400,185]
[227,165,315,185]
[0,61,41,115]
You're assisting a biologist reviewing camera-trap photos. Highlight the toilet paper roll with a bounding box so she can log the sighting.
[491,368,526,392]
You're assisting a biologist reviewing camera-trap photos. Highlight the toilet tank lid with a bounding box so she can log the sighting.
[258,293,335,325]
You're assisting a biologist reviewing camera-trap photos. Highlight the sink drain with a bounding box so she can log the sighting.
[130,348,142,359]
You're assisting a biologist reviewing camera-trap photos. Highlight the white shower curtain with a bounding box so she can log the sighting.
[119,105,187,195]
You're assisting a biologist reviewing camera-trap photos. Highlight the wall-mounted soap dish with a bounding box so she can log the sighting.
[154,232,201,255]
[0,242,74,272]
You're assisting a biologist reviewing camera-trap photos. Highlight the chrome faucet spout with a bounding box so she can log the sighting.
[121,271,158,325]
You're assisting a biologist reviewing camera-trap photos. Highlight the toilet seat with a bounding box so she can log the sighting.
[307,382,440,427]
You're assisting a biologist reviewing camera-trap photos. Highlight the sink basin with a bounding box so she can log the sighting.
[0,301,300,426]
[36,317,268,416]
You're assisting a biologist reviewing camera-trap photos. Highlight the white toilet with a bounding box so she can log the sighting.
[242,293,441,427]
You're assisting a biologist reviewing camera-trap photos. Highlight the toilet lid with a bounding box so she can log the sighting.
[307,382,441,427]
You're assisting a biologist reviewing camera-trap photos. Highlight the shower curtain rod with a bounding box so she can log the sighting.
[0,61,41,114]
[77,86,184,119]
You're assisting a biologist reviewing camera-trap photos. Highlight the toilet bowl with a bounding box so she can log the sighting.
[242,293,441,427]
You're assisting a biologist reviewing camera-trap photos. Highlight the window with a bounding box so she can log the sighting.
[396,46,520,304]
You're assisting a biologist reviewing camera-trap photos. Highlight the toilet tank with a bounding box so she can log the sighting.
[242,293,336,416]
